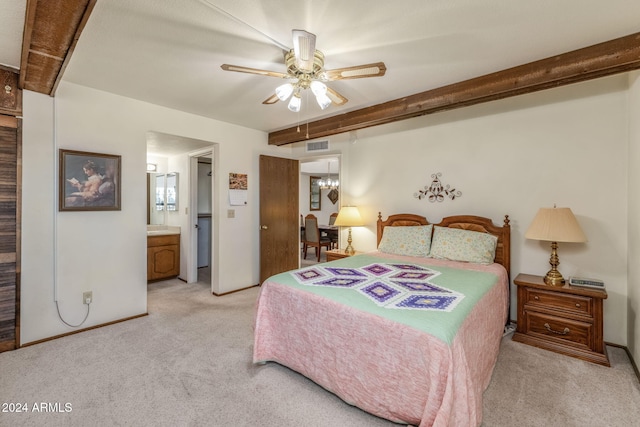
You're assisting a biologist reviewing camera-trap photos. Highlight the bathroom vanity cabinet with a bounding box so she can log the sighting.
[147,233,180,281]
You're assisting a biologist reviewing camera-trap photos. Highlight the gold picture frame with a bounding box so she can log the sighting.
[310,176,321,211]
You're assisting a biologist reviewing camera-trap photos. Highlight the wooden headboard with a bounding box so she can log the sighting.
[376,212,511,278]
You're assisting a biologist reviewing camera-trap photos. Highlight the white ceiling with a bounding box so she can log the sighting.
[2,1,640,137]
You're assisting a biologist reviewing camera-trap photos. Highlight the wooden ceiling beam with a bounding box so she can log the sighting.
[19,0,96,96]
[268,31,640,146]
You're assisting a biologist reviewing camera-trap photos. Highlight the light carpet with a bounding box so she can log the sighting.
[1,278,639,427]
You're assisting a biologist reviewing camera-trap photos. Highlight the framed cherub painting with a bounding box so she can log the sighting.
[59,149,121,211]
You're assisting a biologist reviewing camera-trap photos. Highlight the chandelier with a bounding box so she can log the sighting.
[318,160,339,190]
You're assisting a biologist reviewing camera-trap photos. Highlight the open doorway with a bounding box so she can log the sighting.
[195,156,212,284]
[299,156,340,266]
[146,132,216,291]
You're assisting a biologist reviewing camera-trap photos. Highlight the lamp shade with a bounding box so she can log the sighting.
[287,94,301,112]
[524,207,587,243]
[333,206,364,227]
[275,83,294,101]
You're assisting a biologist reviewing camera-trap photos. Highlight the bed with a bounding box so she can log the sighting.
[254,212,511,426]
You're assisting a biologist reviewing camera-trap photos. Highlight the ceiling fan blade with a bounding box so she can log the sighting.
[326,87,348,105]
[324,62,387,80]
[292,29,316,72]
[221,64,290,79]
[262,93,280,105]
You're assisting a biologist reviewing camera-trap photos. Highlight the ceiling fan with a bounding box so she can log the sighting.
[221,29,386,112]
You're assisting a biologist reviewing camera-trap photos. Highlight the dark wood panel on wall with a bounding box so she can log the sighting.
[0,66,21,117]
[0,117,20,352]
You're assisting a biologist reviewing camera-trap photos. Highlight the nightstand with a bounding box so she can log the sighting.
[512,273,609,366]
[326,249,361,262]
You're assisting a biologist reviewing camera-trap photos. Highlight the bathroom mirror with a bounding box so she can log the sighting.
[166,172,178,211]
[147,172,179,223]
[148,173,165,225]
[155,174,166,211]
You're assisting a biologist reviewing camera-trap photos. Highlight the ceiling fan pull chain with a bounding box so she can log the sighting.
[305,91,310,138]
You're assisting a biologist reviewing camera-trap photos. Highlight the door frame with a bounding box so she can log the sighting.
[188,147,217,291]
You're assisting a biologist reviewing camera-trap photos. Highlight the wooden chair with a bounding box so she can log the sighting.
[300,214,305,252]
[303,214,332,261]
[329,212,338,225]
[328,212,339,249]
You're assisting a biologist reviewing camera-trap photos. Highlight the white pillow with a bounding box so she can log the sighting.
[429,226,497,264]
[378,225,433,257]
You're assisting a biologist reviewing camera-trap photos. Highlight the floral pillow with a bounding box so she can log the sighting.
[429,226,498,264]
[378,225,433,257]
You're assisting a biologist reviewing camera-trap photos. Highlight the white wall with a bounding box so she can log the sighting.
[20,81,288,344]
[19,74,635,348]
[294,75,629,344]
[628,70,640,362]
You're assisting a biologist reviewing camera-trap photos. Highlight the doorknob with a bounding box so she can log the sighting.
[260,225,268,230]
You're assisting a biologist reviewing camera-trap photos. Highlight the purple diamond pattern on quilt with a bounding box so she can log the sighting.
[324,267,367,277]
[312,277,368,288]
[361,281,401,304]
[391,271,435,280]
[393,295,459,311]
[362,264,394,276]
[290,262,463,312]
[388,264,430,271]
[392,280,451,293]
[293,268,326,282]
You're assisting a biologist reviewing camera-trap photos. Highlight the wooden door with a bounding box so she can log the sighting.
[259,155,299,283]
[0,115,20,352]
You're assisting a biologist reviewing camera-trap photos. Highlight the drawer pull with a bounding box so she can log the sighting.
[533,296,539,300]
[576,303,581,308]
[544,323,570,335]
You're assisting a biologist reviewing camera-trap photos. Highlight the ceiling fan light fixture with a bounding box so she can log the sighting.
[310,80,327,96]
[275,83,294,101]
[288,93,301,112]
[316,93,332,110]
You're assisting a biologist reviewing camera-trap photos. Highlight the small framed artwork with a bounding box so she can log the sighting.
[59,149,121,211]
[310,176,321,211]
[326,188,339,205]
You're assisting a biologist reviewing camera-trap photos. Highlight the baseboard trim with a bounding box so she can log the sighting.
[20,313,148,348]
[213,284,260,297]
[605,341,640,382]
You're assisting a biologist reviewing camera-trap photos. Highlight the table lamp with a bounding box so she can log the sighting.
[333,206,364,255]
[524,206,587,286]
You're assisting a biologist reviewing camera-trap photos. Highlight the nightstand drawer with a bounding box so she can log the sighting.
[526,311,592,350]
[513,273,609,366]
[524,288,592,317]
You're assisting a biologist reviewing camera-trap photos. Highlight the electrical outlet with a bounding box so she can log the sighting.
[83,291,93,305]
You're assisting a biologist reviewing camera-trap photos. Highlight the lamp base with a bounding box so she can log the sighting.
[543,269,565,286]
[543,241,565,286]
[343,227,355,256]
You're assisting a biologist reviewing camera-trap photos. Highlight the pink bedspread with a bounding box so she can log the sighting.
[253,253,509,426]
